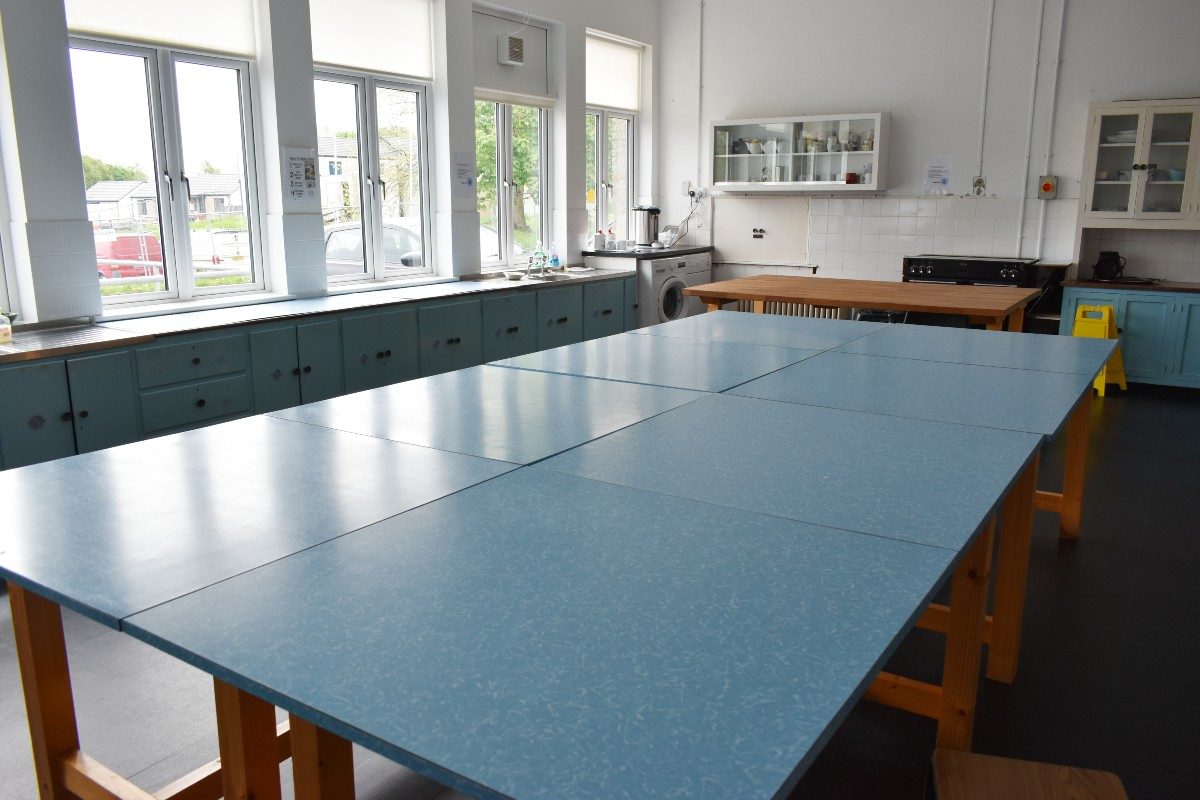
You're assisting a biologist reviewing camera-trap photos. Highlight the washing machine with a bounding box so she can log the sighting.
[638,253,712,327]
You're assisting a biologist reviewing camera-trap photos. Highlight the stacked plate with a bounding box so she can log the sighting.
[1106,130,1137,144]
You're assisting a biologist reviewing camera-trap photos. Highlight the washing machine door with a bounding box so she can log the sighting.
[657,276,688,323]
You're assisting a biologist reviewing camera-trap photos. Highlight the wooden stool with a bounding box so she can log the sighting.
[929,749,1128,800]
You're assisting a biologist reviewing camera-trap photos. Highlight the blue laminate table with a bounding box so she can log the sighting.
[125,469,968,800]
[632,309,882,351]
[493,331,819,392]
[271,365,701,464]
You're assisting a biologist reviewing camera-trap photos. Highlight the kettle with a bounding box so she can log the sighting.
[632,206,661,247]
[1092,251,1126,280]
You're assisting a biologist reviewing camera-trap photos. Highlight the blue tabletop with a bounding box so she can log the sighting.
[493,332,819,392]
[538,393,1040,551]
[835,323,1117,375]
[0,415,515,626]
[730,350,1094,439]
[633,310,883,351]
[272,366,701,465]
[126,468,957,800]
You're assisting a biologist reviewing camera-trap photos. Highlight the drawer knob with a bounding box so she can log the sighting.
[291,367,301,376]
[195,399,207,409]
[79,410,89,419]
[383,350,392,358]
[192,357,201,365]
[272,368,284,379]
[27,414,45,431]
[60,411,73,422]
[303,365,313,374]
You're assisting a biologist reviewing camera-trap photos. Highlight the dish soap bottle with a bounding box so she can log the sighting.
[0,311,14,345]
[548,243,561,270]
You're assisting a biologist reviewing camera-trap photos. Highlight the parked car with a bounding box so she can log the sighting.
[95,234,164,279]
[322,223,525,276]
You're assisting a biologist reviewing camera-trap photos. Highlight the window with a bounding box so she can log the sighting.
[71,40,262,304]
[314,74,430,282]
[585,33,641,242]
[585,110,635,240]
[475,100,547,267]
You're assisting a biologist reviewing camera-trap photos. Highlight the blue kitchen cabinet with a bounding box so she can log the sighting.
[141,374,253,434]
[1059,292,1121,336]
[1169,298,1200,383]
[343,308,419,393]
[583,280,625,340]
[250,319,344,412]
[65,350,141,453]
[537,285,584,350]
[0,361,76,469]
[135,332,248,389]
[1120,295,1174,381]
[623,276,639,331]
[481,293,537,362]
[419,299,483,377]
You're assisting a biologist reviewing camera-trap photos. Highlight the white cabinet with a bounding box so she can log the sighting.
[711,113,889,193]
[1080,99,1200,227]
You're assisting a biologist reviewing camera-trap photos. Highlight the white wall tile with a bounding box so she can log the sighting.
[844,215,862,234]
[31,254,67,289]
[878,234,898,253]
[918,198,938,217]
[862,217,882,235]
[863,198,882,216]
[880,198,899,216]
[26,222,64,257]
[935,235,956,253]
[860,234,879,253]
[809,215,828,233]
[897,216,917,235]
[935,217,956,237]
[897,235,917,254]
[915,216,935,236]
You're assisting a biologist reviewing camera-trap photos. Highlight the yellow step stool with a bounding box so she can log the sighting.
[1072,304,1127,396]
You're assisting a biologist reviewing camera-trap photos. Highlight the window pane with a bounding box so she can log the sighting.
[585,113,599,236]
[314,79,366,278]
[607,116,631,240]
[376,86,426,272]
[73,47,169,299]
[510,104,542,255]
[174,60,254,292]
[475,101,500,262]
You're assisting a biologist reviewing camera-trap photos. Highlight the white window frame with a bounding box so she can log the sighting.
[315,68,434,285]
[587,107,637,240]
[478,100,551,270]
[71,36,265,306]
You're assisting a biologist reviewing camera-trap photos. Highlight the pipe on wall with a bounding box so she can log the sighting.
[1035,0,1068,261]
[1014,0,1048,256]
[973,0,997,190]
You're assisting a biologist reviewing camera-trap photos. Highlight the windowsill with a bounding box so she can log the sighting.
[96,274,459,322]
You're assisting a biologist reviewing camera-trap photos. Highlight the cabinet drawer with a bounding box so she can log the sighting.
[137,334,248,388]
[140,374,252,433]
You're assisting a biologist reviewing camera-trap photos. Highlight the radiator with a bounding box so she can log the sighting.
[731,300,850,320]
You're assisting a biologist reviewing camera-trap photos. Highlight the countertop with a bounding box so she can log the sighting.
[1065,279,1200,293]
[0,266,634,364]
[581,245,715,259]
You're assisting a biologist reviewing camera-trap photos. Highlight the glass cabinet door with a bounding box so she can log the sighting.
[794,117,879,186]
[1086,112,1142,216]
[1135,109,1196,218]
[712,115,881,189]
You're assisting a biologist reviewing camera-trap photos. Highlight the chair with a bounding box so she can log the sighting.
[928,750,1128,800]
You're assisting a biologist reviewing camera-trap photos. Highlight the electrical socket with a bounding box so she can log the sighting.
[971,176,987,196]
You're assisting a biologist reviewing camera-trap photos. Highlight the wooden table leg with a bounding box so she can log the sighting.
[1060,391,1093,540]
[9,585,80,800]
[1007,306,1025,332]
[704,301,723,312]
[936,519,994,751]
[985,318,1003,331]
[214,679,283,800]
[751,299,766,314]
[290,714,355,800]
[987,454,1039,683]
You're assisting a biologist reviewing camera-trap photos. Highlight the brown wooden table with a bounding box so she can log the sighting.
[685,276,1040,331]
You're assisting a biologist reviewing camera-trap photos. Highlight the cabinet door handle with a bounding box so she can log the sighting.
[376,351,386,359]
[272,368,284,379]
[78,410,89,419]
[60,411,73,422]
[195,399,207,408]
[303,365,313,374]
[602,308,613,316]
[507,325,519,334]
[292,367,301,376]
[557,316,569,325]
[192,357,202,365]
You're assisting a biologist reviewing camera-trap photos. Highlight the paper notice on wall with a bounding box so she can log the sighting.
[454,152,476,203]
[284,147,318,208]
[923,155,953,196]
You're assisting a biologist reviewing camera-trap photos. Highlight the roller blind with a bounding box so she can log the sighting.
[65,0,256,55]
[310,0,432,79]
[585,34,641,112]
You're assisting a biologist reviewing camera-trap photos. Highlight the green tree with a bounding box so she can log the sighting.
[81,155,146,189]
[474,101,497,229]
[474,102,541,248]
[200,160,221,174]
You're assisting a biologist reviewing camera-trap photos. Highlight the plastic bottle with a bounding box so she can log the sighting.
[548,243,561,269]
[0,312,12,345]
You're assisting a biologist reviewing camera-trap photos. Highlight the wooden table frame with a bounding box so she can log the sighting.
[685,276,1039,333]
[8,583,356,800]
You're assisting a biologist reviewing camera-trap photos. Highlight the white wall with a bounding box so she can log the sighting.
[658,0,1200,276]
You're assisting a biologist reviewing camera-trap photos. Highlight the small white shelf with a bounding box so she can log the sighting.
[1099,142,1137,147]
[1149,141,1191,146]
[1095,180,1132,185]
[1147,180,1186,185]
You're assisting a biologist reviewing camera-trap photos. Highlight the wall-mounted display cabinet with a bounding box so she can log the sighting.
[711,113,889,193]
[1080,99,1200,227]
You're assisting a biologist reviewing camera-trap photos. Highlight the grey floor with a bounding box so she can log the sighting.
[2,385,1197,799]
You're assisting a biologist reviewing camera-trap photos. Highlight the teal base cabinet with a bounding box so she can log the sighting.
[141,375,253,434]
[537,286,584,350]
[623,276,639,331]
[0,361,76,469]
[66,351,140,453]
[342,308,419,393]
[419,299,483,377]
[584,281,625,340]
[1061,287,1200,388]
[482,293,537,361]
[250,319,344,412]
